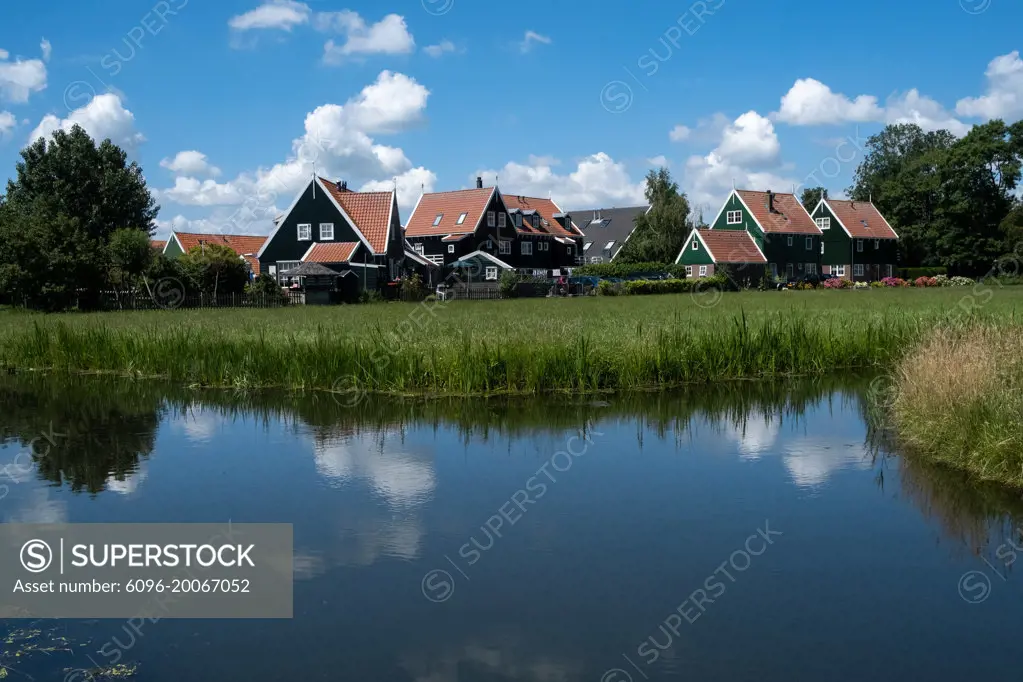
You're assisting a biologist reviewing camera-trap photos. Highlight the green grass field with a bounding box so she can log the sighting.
[1,288,1021,395]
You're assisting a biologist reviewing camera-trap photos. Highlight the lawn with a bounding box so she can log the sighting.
[1,287,1020,395]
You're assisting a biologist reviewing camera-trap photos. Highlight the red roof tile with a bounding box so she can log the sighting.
[404,187,495,238]
[319,179,393,254]
[171,232,267,276]
[151,240,167,251]
[735,190,820,235]
[825,199,898,239]
[501,194,582,238]
[304,242,361,263]
[697,229,766,263]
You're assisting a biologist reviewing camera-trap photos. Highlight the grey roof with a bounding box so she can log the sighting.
[571,205,650,262]
[280,262,341,277]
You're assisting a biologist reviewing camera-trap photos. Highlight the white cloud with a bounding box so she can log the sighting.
[957,51,1023,122]
[0,48,47,103]
[228,0,310,31]
[715,111,781,168]
[423,40,457,58]
[884,89,970,136]
[159,71,434,235]
[319,12,414,64]
[154,214,218,238]
[0,110,15,138]
[39,38,51,62]
[314,438,435,510]
[647,155,669,167]
[669,125,692,142]
[476,152,646,210]
[29,93,144,149]
[518,30,551,54]
[775,78,883,125]
[360,166,437,218]
[161,150,221,177]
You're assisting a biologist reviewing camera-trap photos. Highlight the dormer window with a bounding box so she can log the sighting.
[532,215,540,228]
[514,214,522,227]
[433,214,444,226]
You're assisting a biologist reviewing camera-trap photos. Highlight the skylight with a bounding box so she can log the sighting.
[604,240,616,250]
[584,242,593,252]
[456,212,468,225]
[433,214,444,226]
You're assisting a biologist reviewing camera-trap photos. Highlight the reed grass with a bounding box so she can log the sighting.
[1,288,1021,395]
[890,325,1023,488]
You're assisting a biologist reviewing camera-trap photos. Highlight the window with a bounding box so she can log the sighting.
[485,266,498,281]
[447,244,455,254]
[856,239,864,253]
[521,241,533,255]
[787,236,793,247]
[835,265,846,277]
[805,237,813,250]
[538,241,548,252]
[498,213,506,228]
[567,246,573,255]
[816,217,831,231]
[874,239,880,249]
[514,214,522,227]
[433,214,444,226]
[584,242,593,252]
[605,241,616,252]
[726,210,742,225]
[786,263,794,278]
[820,243,825,255]
[692,239,699,250]
[591,256,604,264]
[806,263,817,274]
[533,215,540,229]
[770,263,778,278]
[798,262,804,272]
[854,264,865,277]
[685,265,693,276]
[414,243,424,255]
[487,211,495,227]
[277,261,301,283]
[268,265,277,276]
[456,212,468,225]
[886,264,894,278]
[297,224,311,241]
[320,223,334,240]
[499,240,511,255]
[699,265,708,277]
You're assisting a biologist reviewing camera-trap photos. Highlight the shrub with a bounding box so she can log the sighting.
[822,277,850,289]
[399,273,426,301]
[624,278,690,296]
[913,276,938,288]
[933,274,949,287]
[597,280,621,296]
[948,276,976,287]
[573,261,686,279]
[899,267,948,280]
[854,281,869,289]
[881,277,908,287]
[870,281,884,288]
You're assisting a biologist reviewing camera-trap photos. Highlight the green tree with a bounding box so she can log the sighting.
[617,167,692,263]
[800,187,827,210]
[0,125,159,309]
[178,243,248,296]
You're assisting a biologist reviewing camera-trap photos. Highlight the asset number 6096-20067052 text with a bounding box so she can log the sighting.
[125,578,251,593]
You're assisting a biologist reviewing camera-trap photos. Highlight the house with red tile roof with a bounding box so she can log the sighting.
[151,239,167,252]
[811,197,899,281]
[708,189,823,281]
[404,177,584,277]
[162,232,268,276]
[675,228,767,285]
[256,176,409,291]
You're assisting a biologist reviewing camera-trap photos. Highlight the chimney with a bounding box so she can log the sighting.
[476,176,483,189]
[767,190,775,213]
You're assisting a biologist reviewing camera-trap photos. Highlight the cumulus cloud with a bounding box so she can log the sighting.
[715,111,782,168]
[669,125,692,142]
[0,110,15,138]
[360,166,437,217]
[775,78,883,125]
[884,89,970,136]
[0,47,47,103]
[518,30,551,53]
[228,0,310,32]
[29,93,144,149]
[40,38,51,62]
[161,177,245,206]
[160,150,221,177]
[476,153,646,210]
[956,50,1023,122]
[423,40,457,58]
[319,12,414,64]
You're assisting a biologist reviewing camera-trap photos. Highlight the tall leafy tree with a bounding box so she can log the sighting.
[617,167,691,263]
[800,187,827,211]
[0,125,158,309]
[178,243,249,296]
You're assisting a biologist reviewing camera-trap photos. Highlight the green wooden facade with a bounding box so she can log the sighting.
[711,191,820,278]
[677,233,714,266]
[812,201,898,280]
[163,237,184,258]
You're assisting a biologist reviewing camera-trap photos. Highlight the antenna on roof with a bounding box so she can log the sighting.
[312,171,316,199]
[732,178,735,190]
[393,177,397,191]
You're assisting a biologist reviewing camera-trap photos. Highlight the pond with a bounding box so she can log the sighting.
[2,375,1022,681]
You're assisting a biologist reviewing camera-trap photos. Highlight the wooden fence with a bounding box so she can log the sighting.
[99,290,304,310]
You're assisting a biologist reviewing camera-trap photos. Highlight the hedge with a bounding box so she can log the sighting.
[572,261,688,279]
[899,267,947,279]
[599,275,729,296]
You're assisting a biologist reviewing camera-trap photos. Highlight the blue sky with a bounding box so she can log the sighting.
[0,0,1020,238]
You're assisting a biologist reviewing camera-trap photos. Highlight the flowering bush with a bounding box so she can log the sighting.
[881,277,908,287]
[854,281,869,289]
[870,281,885,288]
[948,276,975,287]
[822,277,849,289]
[934,274,949,286]
[914,276,938,287]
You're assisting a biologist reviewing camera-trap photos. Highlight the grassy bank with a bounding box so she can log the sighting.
[889,326,1023,488]
[1,289,1021,395]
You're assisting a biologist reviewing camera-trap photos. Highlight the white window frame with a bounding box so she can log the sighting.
[856,239,864,253]
[277,260,302,283]
[498,213,506,228]
[685,265,693,276]
[521,241,533,255]
[798,262,804,272]
[456,212,468,225]
[487,211,496,227]
[835,265,846,277]
[806,263,817,275]
[805,236,813,250]
[485,266,498,281]
[874,239,880,249]
[447,244,455,254]
[319,222,334,240]
[692,239,699,250]
[413,243,424,255]
[534,215,540,228]
[699,265,708,277]
[816,217,831,231]
[297,224,311,241]
[591,256,604,264]
[886,264,894,278]
[787,235,793,247]
[854,263,864,277]
[433,214,444,226]
[499,240,512,255]
[514,213,522,227]
[821,243,825,255]
[567,246,573,255]
[726,210,742,225]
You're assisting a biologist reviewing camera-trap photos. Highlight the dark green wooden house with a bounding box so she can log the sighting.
[811,198,899,281]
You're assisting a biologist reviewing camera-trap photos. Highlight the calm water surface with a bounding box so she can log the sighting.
[2,376,1023,681]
